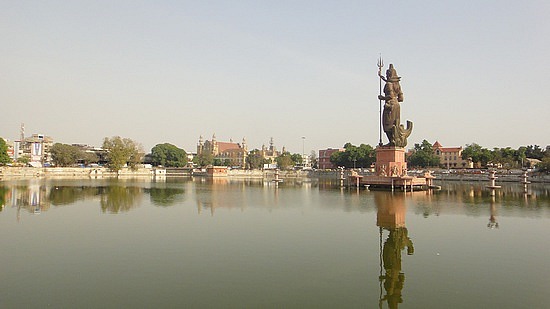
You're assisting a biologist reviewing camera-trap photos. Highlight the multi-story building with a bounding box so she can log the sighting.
[432,141,472,169]
[318,148,344,169]
[1,132,54,166]
[21,134,54,166]
[197,134,247,168]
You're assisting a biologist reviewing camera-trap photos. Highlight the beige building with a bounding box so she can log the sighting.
[433,141,472,169]
[260,137,281,164]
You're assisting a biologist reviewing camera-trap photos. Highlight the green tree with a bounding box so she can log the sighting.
[81,151,99,165]
[517,146,527,168]
[407,140,440,168]
[537,156,550,173]
[0,138,11,165]
[276,152,295,170]
[356,144,376,167]
[329,143,375,168]
[462,143,493,168]
[491,147,523,169]
[193,152,213,167]
[50,143,82,167]
[246,149,267,170]
[525,145,544,160]
[290,153,303,165]
[102,136,144,171]
[17,155,30,165]
[151,143,188,167]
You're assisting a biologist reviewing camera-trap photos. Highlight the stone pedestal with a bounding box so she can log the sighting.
[376,146,407,177]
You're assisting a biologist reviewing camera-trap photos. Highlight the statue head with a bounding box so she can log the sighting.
[386,64,401,82]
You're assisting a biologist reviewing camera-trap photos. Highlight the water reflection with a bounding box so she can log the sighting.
[488,193,499,229]
[0,181,146,217]
[49,186,99,205]
[408,182,550,222]
[0,180,548,220]
[375,193,414,309]
[0,186,7,212]
[193,178,280,215]
[0,183,51,220]
[435,182,549,207]
[146,187,185,207]
[1,179,549,307]
[99,186,143,213]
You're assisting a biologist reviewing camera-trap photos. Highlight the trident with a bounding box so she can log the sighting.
[377,55,384,146]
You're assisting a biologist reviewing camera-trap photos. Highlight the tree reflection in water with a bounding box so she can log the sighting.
[49,186,99,206]
[375,192,414,309]
[99,186,143,213]
[147,187,185,207]
[0,186,8,211]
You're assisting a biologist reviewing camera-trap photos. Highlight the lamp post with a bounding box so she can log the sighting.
[302,136,306,168]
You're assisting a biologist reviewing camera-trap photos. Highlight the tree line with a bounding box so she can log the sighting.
[1,136,549,173]
[406,140,550,172]
[329,143,376,168]
[461,143,548,170]
[326,140,550,173]
[0,136,311,171]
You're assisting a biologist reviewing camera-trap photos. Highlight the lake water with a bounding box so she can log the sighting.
[1,178,549,308]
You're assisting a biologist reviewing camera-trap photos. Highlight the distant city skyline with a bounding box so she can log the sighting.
[2,1,549,153]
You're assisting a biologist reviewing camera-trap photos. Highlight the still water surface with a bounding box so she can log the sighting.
[1,178,549,308]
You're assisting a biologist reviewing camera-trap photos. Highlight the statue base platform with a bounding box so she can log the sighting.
[345,146,436,191]
[358,175,428,191]
[375,146,407,177]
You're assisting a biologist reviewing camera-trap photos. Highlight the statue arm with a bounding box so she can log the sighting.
[396,84,404,102]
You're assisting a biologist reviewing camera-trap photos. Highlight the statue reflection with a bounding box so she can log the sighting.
[375,193,414,309]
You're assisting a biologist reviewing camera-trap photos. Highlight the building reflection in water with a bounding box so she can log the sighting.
[0,183,51,221]
[194,178,279,216]
[375,193,414,309]
[0,182,147,218]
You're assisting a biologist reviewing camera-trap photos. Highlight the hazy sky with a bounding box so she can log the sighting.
[2,1,549,154]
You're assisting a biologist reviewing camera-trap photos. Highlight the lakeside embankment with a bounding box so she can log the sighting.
[431,171,550,183]
[0,167,151,179]
[1,167,549,183]
[0,167,312,180]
